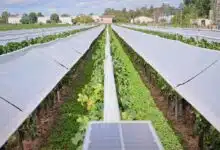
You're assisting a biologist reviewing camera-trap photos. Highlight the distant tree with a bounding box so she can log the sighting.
[184,0,194,5]
[1,11,9,23]
[37,12,44,17]
[50,13,59,23]
[46,20,51,24]
[72,18,77,24]
[61,13,70,17]
[20,14,30,24]
[195,0,211,17]
[29,12,37,23]
[72,15,94,24]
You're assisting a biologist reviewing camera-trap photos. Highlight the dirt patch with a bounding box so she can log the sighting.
[139,70,199,150]
[37,61,86,149]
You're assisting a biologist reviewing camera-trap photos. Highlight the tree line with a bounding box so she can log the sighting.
[0,11,95,24]
[103,4,179,23]
[171,0,212,27]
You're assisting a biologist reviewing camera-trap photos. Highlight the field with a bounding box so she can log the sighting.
[0,23,70,31]
[1,25,220,150]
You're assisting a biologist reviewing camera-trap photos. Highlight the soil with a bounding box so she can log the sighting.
[139,69,199,150]
[34,87,68,150]
[36,57,87,149]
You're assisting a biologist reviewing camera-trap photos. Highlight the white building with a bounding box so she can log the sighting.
[8,16,22,24]
[91,15,101,23]
[38,16,50,24]
[158,15,174,23]
[191,18,213,27]
[131,16,154,24]
[59,17,73,24]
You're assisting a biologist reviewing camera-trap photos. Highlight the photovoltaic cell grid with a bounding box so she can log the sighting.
[83,121,163,150]
[112,25,220,132]
[0,25,104,147]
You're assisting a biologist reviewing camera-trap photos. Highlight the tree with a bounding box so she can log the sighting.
[46,20,51,24]
[50,13,59,23]
[72,15,94,24]
[29,12,37,24]
[195,0,211,17]
[37,12,44,17]
[184,0,193,5]
[61,13,70,17]
[1,11,9,23]
[20,14,30,24]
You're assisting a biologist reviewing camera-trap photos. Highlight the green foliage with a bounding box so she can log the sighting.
[183,0,211,17]
[29,12,38,24]
[104,5,178,23]
[37,12,44,17]
[0,27,92,55]
[42,30,105,150]
[72,16,94,24]
[125,26,220,51]
[50,13,59,23]
[1,11,9,23]
[194,113,220,149]
[72,31,105,149]
[61,14,70,17]
[173,0,211,27]
[20,14,30,24]
[110,28,183,150]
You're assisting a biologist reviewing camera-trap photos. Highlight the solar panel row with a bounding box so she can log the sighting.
[122,24,220,43]
[0,25,104,147]
[112,25,220,132]
[0,25,94,45]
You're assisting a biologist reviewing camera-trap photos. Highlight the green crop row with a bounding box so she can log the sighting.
[0,27,93,55]
[42,29,105,150]
[123,26,220,51]
[110,27,183,150]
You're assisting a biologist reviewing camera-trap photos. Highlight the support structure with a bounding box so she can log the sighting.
[104,26,120,122]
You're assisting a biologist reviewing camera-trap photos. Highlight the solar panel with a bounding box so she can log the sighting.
[112,25,220,132]
[0,25,95,45]
[34,26,104,69]
[112,25,220,87]
[0,25,104,147]
[83,121,164,150]
[121,24,220,43]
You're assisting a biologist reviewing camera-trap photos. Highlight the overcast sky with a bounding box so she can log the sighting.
[0,0,181,15]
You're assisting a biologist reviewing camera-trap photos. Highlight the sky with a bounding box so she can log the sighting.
[0,0,181,15]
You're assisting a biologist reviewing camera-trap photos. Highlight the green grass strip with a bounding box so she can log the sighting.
[110,28,183,150]
[42,30,105,150]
